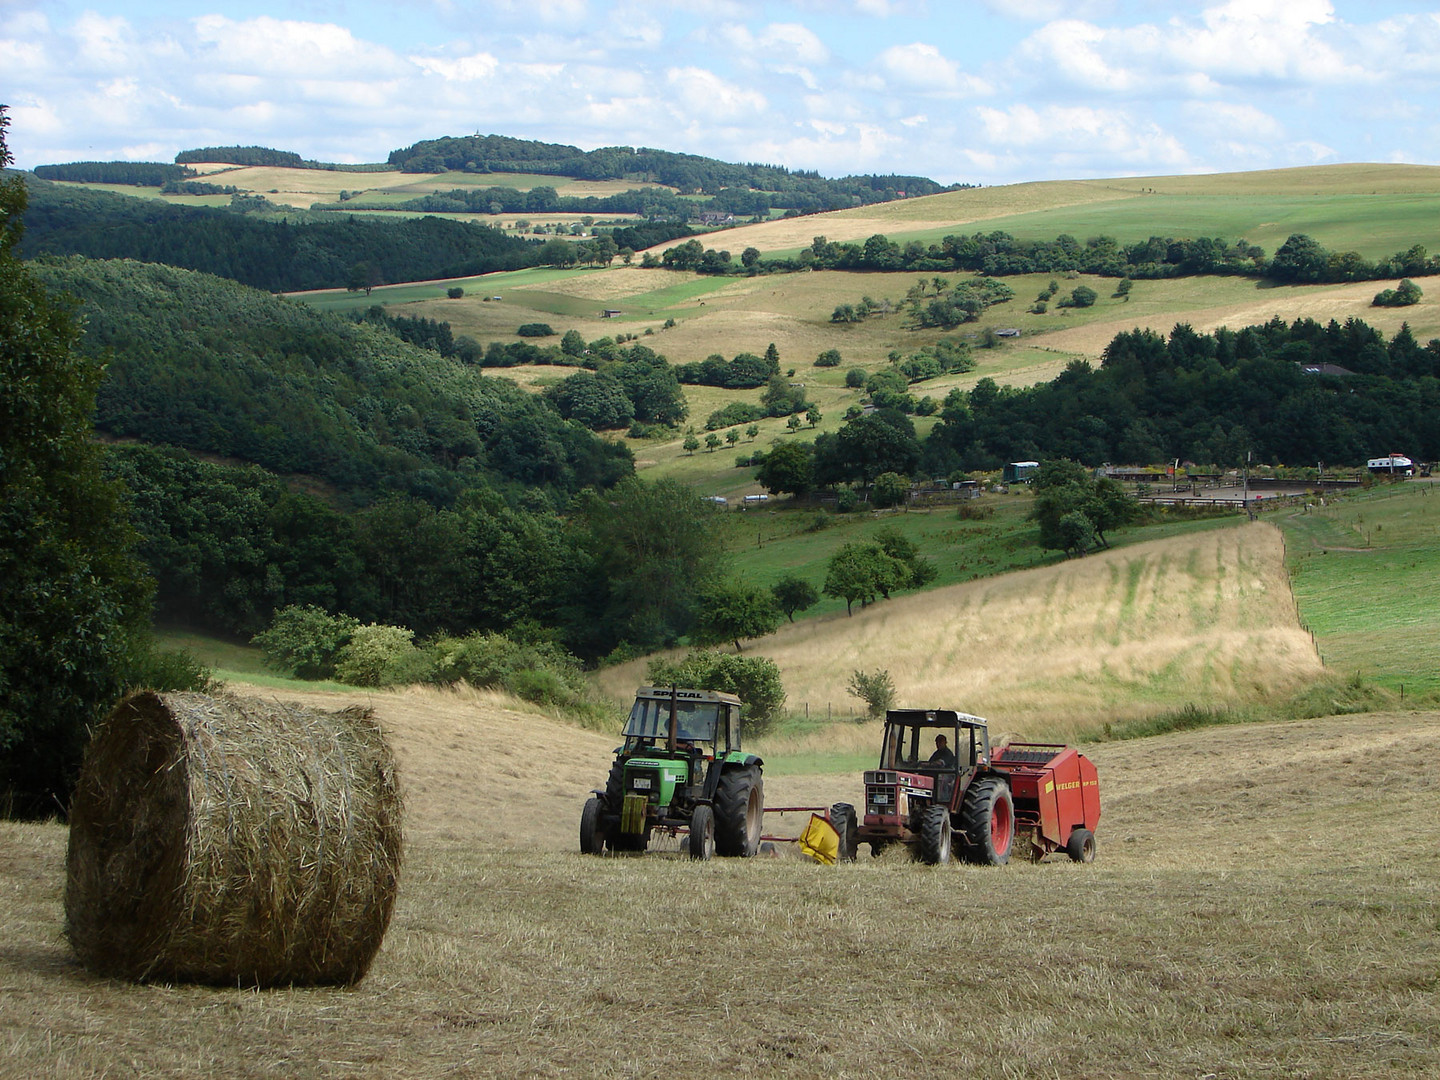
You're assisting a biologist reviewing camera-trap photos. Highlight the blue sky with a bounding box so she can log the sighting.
[5,1,1440,184]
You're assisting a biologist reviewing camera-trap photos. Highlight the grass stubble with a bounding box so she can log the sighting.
[2,706,1437,1079]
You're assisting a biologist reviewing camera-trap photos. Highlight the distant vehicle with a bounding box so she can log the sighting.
[1367,454,1414,476]
[707,496,728,506]
[1002,461,1039,484]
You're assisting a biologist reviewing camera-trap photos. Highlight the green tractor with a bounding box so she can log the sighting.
[580,686,764,860]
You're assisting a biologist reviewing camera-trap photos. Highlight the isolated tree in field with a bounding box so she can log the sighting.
[815,348,842,367]
[822,542,907,614]
[0,107,152,815]
[741,247,761,268]
[745,423,760,441]
[725,427,740,447]
[683,434,700,455]
[771,575,819,622]
[692,580,783,650]
[805,405,821,428]
[447,286,464,299]
[704,432,722,452]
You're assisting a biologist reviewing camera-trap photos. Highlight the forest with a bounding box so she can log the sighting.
[17,178,543,291]
[29,257,634,506]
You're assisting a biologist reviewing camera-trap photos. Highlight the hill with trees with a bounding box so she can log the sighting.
[17,178,543,291]
[28,257,633,505]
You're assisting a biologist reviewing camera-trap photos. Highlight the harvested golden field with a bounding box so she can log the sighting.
[1039,278,1440,359]
[600,522,1321,744]
[3,678,1437,1078]
[660,180,1138,254]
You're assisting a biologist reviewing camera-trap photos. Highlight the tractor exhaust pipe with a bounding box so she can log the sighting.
[668,686,678,754]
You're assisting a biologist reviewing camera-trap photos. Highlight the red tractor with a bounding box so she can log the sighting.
[830,708,1100,865]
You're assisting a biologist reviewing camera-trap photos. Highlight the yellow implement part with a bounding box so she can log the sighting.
[798,814,839,866]
[621,793,648,835]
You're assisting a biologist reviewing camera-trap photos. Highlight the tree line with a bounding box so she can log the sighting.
[386,133,956,206]
[647,230,1440,287]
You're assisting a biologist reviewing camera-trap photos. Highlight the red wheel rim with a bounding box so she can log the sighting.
[991,795,1012,854]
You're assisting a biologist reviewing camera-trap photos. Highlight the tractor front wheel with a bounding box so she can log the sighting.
[1065,827,1097,863]
[580,796,606,854]
[689,805,716,860]
[830,803,859,862]
[715,765,764,857]
[960,777,1014,865]
[919,804,952,865]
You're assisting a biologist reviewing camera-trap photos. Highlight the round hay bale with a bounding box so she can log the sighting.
[65,690,402,987]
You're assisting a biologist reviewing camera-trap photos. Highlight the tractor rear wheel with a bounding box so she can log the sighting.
[689,805,715,860]
[580,796,606,854]
[715,765,764,857]
[1065,827,1097,863]
[960,776,1014,865]
[919,804,953,865]
[830,803,859,862]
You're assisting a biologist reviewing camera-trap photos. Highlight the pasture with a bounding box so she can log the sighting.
[1280,482,1440,697]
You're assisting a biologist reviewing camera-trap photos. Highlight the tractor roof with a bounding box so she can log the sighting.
[634,686,743,707]
[885,708,988,729]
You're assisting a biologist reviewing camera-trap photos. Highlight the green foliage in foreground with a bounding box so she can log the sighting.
[1,112,198,815]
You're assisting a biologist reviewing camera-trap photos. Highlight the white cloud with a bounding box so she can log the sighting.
[876,42,989,95]
[191,16,407,80]
[665,66,768,120]
[410,52,499,82]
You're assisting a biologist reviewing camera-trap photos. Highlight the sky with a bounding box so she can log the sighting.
[4,0,1440,185]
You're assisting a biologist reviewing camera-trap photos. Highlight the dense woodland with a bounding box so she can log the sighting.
[29,258,633,505]
[922,318,1440,473]
[17,179,543,291]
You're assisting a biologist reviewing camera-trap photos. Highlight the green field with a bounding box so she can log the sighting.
[1279,481,1440,696]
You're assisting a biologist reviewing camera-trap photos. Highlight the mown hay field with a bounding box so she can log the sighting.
[4,686,1437,1078]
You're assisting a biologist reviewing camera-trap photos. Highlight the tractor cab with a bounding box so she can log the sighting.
[621,688,742,760]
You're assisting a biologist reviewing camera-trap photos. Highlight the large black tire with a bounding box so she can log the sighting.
[959,776,1014,865]
[714,765,764,857]
[604,759,625,805]
[919,804,952,865]
[580,796,606,854]
[830,803,859,862]
[689,805,715,860]
[1065,827,1097,863]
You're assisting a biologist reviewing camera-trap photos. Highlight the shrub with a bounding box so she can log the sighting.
[814,348,842,367]
[848,669,896,720]
[429,631,588,708]
[334,624,429,687]
[516,322,555,337]
[871,471,910,508]
[447,286,464,299]
[252,604,359,679]
[844,367,868,388]
[645,651,786,735]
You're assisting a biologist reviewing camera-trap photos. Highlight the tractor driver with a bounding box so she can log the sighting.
[929,734,957,768]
